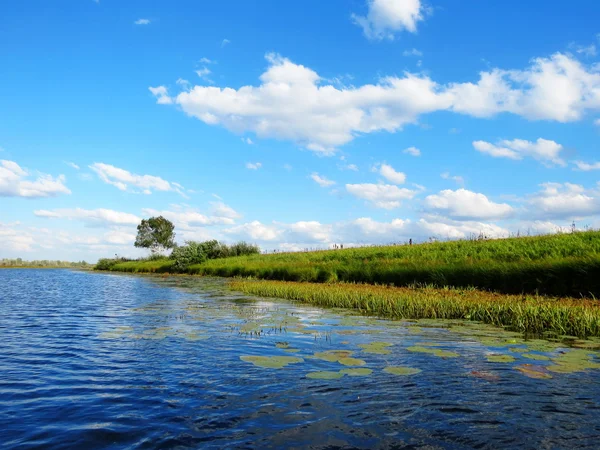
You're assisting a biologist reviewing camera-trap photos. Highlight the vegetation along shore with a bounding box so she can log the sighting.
[93,216,600,337]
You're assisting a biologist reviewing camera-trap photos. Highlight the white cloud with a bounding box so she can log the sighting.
[200,57,214,64]
[403,48,423,57]
[134,18,151,25]
[65,161,80,170]
[594,118,600,126]
[310,172,336,187]
[572,43,597,57]
[473,138,565,166]
[379,163,406,184]
[339,163,359,171]
[242,137,254,145]
[573,160,600,171]
[210,202,242,220]
[221,38,231,47]
[424,189,514,220]
[527,182,600,220]
[154,52,600,154]
[283,164,293,171]
[196,67,212,83]
[148,86,173,105]
[89,162,187,196]
[440,172,464,185]
[346,183,416,209]
[223,220,280,241]
[0,222,36,252]
[0,160,71,198]
[142,207,236,228]
[34,208,140,226]
[246,162,262,170]
[352,0,425,40]
[403,146,421,156]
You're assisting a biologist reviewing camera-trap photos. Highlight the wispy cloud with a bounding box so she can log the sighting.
[134,18,151,25]
[310,173,336,188]
[246,162,262,170]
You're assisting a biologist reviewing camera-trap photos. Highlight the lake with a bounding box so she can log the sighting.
[1,269,600,449]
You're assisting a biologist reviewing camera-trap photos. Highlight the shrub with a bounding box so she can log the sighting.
[170,241,208,272]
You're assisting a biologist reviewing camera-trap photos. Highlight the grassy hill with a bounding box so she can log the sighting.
[100,231,600,297]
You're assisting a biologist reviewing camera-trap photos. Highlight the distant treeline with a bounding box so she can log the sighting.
[0,258,91,268]
[96,240,260,272]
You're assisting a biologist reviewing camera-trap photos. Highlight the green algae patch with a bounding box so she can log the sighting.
[509,347,528,353]
[516,364,553,379]
[240,355,304,369]
[338,357,367,366]
[383,366,422,376]
[487,354,516,363]
[306,371,345,380]
[340,368,373,377]
[358,342,393,354]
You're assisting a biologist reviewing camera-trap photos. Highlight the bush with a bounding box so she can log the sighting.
[95,257,131,270]
[170,241,208,272]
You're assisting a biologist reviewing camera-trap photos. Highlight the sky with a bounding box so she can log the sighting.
[1,0,600,262]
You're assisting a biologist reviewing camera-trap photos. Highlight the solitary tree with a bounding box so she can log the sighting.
[134,216,176,255]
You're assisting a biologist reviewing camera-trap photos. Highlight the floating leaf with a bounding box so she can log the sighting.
[306,371,344,380]
[383,366,422,376]
[487,354,515,363]
[284,348,300,353]
[509,347,528,353]
[338,357,367,366]
[434,350,460,358]
[313,350,354,362]
[240,355,303,369]
[516,364,553,379]
[275,342,289,349]
[340,368,372,377]
[406,346,437,354]
[358,342,393,354]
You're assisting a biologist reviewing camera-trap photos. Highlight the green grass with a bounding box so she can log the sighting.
[230,280,600,338]
[97,231,600,297]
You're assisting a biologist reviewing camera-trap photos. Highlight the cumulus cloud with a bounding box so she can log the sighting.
[89,162,187,196]
[223,220,280,241]
[572,160,600,171]
[34,208,140,226]
[142,207,236,228]
[378,163,406,184]
[403,146,421,156]
[0,160,71,198]
[210,202,242,219]
[424,189,514,220]
[310,173,336,187]
[526,182,600,220]
[346,183,416,209]
[352,0,426,40]
[246,162,262,170]
[151,52,600,154]
[473,138,565,166]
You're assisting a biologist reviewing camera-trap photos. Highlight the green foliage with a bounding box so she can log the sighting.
[134,216,176,254]
[170,241,208,272]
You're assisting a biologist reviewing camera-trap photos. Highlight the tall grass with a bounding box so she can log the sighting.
[97,231,600,297]
[230,280,600,338]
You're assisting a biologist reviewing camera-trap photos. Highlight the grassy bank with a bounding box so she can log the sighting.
[100,231,600,297]
[230,280,600,338]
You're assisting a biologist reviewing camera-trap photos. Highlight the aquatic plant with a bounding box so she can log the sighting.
[230,280,600,338]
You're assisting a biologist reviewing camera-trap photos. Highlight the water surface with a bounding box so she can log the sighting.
[1,269,600,449]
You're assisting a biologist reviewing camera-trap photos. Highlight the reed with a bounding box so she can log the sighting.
[230,280,600,338]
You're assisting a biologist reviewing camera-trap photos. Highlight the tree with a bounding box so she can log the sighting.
[134,216,176,254]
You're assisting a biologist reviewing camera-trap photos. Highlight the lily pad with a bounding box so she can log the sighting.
[487,354,516,363]
[383,366,422,376]
[358,342,393,354]
[240,355,304,369]
[313,350,354,362]
[275,342,289,349]
[306,371,345,380]
[516,364,553,379]
[284,348,300,353]
[509,347,528,353]
[340,368,373,377]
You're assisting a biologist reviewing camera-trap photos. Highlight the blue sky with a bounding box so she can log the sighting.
[1,0,600,261]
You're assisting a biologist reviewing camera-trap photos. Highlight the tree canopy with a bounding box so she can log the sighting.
[134,216,176,254]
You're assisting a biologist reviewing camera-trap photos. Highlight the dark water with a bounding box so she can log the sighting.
[1,270,600,449]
